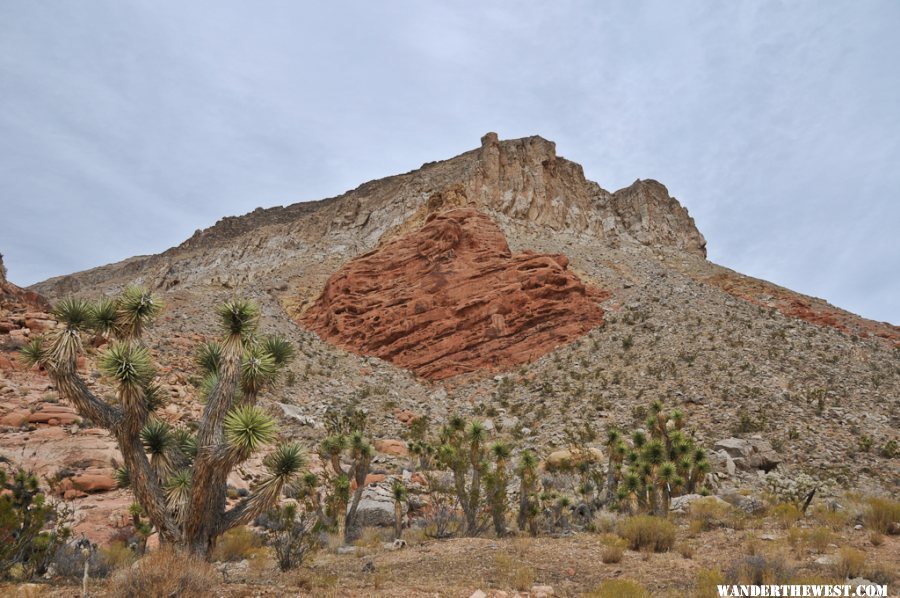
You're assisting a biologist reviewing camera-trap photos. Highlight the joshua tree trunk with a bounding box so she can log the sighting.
[393,501,403,540]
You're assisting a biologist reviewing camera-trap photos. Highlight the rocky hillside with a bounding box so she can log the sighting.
[3,133,897,546]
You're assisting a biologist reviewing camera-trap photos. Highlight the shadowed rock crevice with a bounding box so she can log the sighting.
[299,209,609,380]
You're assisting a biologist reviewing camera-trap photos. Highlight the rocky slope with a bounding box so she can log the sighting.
[1,133,896,546]
[300,208,609,380]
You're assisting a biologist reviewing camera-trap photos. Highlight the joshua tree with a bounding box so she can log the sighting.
[436,417,488,536]
[391,480,407,540]
[484,441,510,537]
[317,407,373,543]
[516,450,539,535]
[23,289,306,557]
[606,400,710,516]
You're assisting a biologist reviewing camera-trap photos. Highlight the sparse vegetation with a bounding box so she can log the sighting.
[109,547,217,598]
[618,515,677,552]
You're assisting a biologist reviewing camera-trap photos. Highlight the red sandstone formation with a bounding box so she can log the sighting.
[703,272,900,346]
[299,209,608,380]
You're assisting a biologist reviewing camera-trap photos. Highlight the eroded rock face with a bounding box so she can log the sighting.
[300,209,608,380]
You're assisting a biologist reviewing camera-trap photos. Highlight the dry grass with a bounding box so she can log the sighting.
[109,548,217,598]
[803,527,834,554]
[869,532,884,547]
[677,541,696,559]
[493,553,535,591]
[618,515,677,553]
[213,525,262,562]
[688,497,733,531]
[771,503,801,529]
[599,533,626,563]
[832,546,866,579]
[864,497,900,535]
[584,578,650,598]
[692,568,725,598]
[811,504,850,530]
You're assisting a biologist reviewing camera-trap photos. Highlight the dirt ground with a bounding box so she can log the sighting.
[6,522,897,597]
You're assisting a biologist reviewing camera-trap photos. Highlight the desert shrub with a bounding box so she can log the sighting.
[688,497,733,531]
[599,534,626,563]
[51,541,116,581]
[803,527,834,554]
[863,497,900,534]
[110,548,217,598]
[618,515,676,552]
[212,526,261,562]
[585,578,650,598]
[0,468,71,580]
[869,532,884,546]
[832,547,866,579]
[677,541,695,559]
[726,555,793,585]
[493,553,535,591]
[693,568,725,598]
[260,502,319,572]
[771,502,802,529]
[811,503,850,530]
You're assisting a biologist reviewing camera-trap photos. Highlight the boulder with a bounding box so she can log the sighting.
[544,447,603,471]
[670,494,730,514]
[352,485,407,528]
[373,439,408,457]
[713,437,780,472]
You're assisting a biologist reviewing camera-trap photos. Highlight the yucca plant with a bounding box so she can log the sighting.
[435,418,491,537]
[23,289,302,557]
[609,400,710,517]
[316,407,373,543]
[391,480,407,540]
[485,441,511,537]
[516,450,539,535]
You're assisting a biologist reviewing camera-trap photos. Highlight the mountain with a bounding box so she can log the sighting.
[2,134,898,547]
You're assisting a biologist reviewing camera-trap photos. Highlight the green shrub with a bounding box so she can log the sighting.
[618,515,676,552]
[1,468,70,580]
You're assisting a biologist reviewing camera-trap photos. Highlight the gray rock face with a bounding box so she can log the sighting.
[713,437,781,472]
[669,493,730,514]
[351,485,407,528]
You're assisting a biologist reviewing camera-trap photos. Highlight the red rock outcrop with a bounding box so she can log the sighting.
[299,209,608,380]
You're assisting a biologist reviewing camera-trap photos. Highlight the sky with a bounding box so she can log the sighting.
[1,1,898,324]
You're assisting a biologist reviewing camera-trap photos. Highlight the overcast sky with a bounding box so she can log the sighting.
[1,1,897,323]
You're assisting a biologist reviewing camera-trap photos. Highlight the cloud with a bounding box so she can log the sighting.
[1,0,897,323]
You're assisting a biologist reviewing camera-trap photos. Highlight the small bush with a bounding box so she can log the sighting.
[864,497,900,534]
[110,548,217,598]
[771,503,801,529]
[493,553,535,591]
[688,497,732,531]
[726,555,793,585]
[811,504,849,530]
[677,542,695,559]
[869,532,884,546]
[618,515,676,553]
[585,579,650,598]
[833,547,866,579]
[599,534,626,564]
[803,527,834,554]
[212,526,261,562]
[693,568,725,598]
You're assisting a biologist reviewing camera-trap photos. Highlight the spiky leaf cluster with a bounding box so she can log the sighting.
[607,400,710,515]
